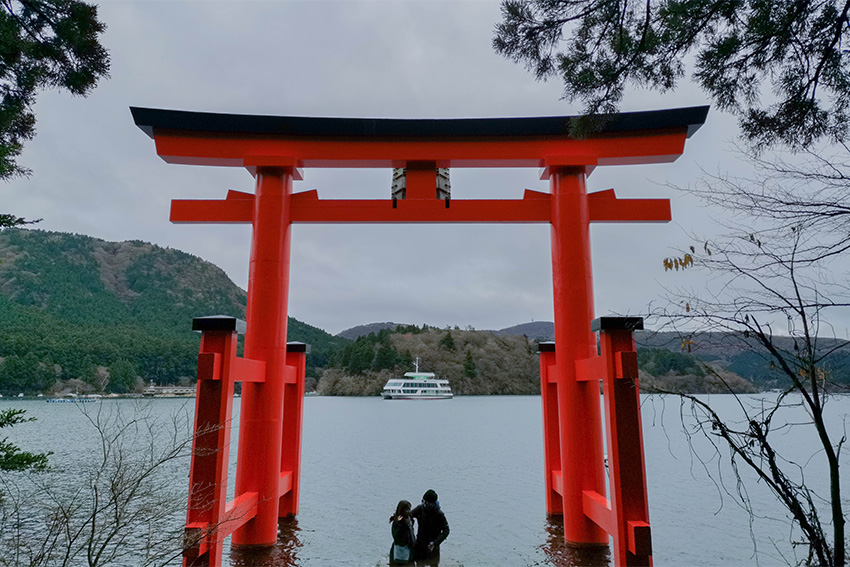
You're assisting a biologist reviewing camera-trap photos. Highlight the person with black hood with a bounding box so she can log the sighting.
[410,489,449,562]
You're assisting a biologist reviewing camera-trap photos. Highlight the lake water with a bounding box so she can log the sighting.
[3,394,849,566]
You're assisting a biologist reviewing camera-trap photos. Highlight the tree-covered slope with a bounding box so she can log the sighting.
[320,326,541,395]
[0,228,344,393]
[0,229,246,332]
[637,330,850,389]
[318,324,753,395]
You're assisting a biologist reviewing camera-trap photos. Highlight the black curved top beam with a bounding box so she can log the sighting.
[131,106,709,140]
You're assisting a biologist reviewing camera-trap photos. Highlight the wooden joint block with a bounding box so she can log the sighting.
[575,356,605,381]
[582,490,614,534]
[550,470,563,495]
[197,352,221,381]
[615,351,639,379]
[243,156,304,180]
[539,155,597,180]
[627,520,652,556]
[220,491,259,537]
[231,357,266,383]
[279,470,293,495]
[182,524,208,557]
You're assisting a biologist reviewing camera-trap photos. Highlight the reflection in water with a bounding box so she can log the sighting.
[229,515,610,567]
[540,516,611,567]
[387,548,444,567]
[230,517,302,567]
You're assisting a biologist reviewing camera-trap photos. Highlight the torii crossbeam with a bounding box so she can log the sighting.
[132,105,708,567]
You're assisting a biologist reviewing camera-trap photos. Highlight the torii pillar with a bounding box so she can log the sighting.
[131,105,708,566]
[233,166,295,545]
[549,166,606,544]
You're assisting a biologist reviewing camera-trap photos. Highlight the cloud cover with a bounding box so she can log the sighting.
[3,0,737,335]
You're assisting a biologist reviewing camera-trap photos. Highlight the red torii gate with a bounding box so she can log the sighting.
[131,105,708,567]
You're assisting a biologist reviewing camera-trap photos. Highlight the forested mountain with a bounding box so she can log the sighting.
[318,324,757,396]
[321,326,541,395]
[491,320,850,390]
[0,229,344,394]
[328,316,849,395]
[636,330,850,389]
[4,228,828,398]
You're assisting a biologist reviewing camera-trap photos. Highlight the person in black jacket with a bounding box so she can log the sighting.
[389,500,415,565]
[410,489,449,563]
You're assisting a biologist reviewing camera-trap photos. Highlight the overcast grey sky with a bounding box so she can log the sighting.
[3,0,751,335]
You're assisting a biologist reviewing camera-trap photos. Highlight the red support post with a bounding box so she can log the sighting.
[183,319,238,567]
[537,342,563,515]
[183,316,271,566]
[279,342,308,517]
[181,316,309,566]
[595,317,652,566]
[232,167,295,548]
[570,317,652,566]
[548,166,608,547]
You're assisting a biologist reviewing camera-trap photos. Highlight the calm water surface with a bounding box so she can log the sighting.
[4,394,849,566]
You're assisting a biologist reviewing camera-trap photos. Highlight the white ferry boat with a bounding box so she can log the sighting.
[381,359,453,400]
[142,381,196,398]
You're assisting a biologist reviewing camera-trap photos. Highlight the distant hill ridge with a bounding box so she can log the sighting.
[494,321,555,340]
[340,320,850,389]
[0,228,343,394]
[337,322,405,341]
[0,230,246,331]
[338,321,557,340]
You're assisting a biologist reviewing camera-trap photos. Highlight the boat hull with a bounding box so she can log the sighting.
[381,393,453,400]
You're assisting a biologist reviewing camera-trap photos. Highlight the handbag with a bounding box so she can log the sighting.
[392,543,411,562]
